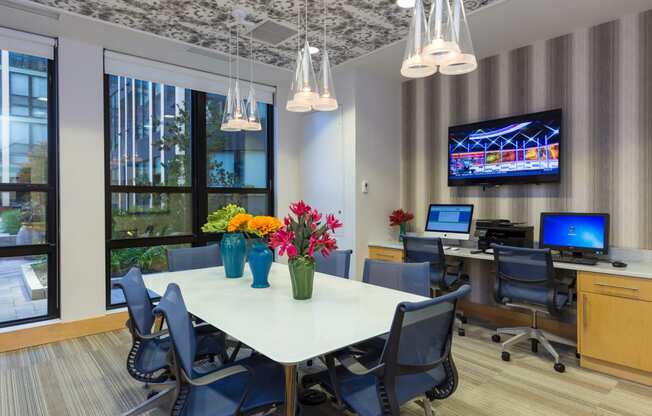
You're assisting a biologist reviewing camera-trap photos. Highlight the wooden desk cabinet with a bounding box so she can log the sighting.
[369,245,404,263]
[578,271,652,385]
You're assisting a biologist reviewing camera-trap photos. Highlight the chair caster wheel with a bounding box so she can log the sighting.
[554,363,565,373]
[492,334,501,343]
[531,339,538,353]
[458,328,466,337]
[575,352,581,359]
[501,351,510,362]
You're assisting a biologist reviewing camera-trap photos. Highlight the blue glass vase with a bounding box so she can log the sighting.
[249,239,273,288]
[220,232,247,278]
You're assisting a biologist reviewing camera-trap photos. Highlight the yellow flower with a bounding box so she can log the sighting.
[247,216,282,237]
[227,213,253,233]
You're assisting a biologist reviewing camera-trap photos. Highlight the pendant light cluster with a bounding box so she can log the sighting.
[221,11,261,132]
[401,0,477,78]
[286,0,338,113]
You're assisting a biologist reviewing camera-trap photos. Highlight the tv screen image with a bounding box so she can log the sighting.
[448,109,561,186]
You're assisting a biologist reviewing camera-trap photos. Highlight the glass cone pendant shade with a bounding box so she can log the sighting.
[424,0,459,66]
[287,51,312,112]
[244,87,262,131]
[314,50,338,111]
[401,0,437,78]
[293,40,319,106]
[229,80,248,130]
[440,0,477,75]
[221,86,239,132]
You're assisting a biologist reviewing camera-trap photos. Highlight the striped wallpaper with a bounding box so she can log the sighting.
[402,10,652,249]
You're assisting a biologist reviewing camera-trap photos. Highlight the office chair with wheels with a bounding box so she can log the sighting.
[490,244,576,373]
[403,236,470,336]
[115,268,228,415]
[167,245,222,272]
[314,285,471,416]
[153,283,286,416]
[314,249,353,278]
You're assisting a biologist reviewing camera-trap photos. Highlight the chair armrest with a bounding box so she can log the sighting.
[335,351,385,377]
[183,364,250,387]
[135,327,169,340]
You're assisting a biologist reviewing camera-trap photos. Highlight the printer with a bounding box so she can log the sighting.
[475,219,534,251]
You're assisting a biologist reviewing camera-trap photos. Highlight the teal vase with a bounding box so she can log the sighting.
[220,232,247,278]
[289,257,315,300]
[399,222,407,242]
[249,239,273,288]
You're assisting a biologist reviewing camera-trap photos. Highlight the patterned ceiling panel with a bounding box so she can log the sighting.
[28,0,497,69]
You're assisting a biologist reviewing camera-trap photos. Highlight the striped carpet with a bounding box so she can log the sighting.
[0,325,651,416]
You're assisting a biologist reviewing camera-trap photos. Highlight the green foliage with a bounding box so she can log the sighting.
[1,209,21,235]
[110,246,168,276]
[202,203,246,233]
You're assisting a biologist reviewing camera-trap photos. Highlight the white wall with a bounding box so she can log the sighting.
[0,4,302,323]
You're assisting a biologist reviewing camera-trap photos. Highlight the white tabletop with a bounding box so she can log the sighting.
[369,241,652,279]
[144,263,427,364]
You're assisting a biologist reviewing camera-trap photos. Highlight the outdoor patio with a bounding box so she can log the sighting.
[0,258,47,323]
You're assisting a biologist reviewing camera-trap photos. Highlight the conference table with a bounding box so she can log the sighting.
[144,262,427,415]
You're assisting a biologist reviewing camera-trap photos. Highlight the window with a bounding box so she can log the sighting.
[0,50,57,327]
[105,74,274,308]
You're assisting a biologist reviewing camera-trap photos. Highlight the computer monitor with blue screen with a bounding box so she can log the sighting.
[424,204,474,240]
[539,213,610,256]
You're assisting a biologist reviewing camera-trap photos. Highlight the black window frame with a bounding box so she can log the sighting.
[104,76,275,309]
[0,51,59,329]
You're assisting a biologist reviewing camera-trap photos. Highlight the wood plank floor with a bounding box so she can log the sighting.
[1,324,651,416]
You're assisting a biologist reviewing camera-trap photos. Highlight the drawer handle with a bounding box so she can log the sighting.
[582,294,588,330]
[594,282,639,292]
[375,253,396,259]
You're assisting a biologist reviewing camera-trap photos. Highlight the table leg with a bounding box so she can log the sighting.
[284,364,297,416]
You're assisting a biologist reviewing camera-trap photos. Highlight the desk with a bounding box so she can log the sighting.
[144,262,427,416]
[369,241,652,386]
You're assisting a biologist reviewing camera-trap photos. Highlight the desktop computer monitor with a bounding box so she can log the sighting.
[539,212,610,256]
[424,204,474,240]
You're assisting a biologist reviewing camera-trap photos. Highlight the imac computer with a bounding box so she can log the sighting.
[539,212,609,265]
[424,204,474,241]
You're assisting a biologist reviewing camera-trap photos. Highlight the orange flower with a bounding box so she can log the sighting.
[247,216,282,237]
[227,213,253,232]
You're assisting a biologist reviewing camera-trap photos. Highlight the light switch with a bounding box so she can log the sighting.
[361,180,369,194]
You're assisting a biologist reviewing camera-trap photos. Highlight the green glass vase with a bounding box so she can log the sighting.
[289,257,315,300]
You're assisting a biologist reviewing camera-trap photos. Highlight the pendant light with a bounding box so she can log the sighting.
[286,0,311,112]
[423,0,458,66]
[221,28,239,132]
[230,24,248,130]
[440,0,477,75]
[401,0,437,78]
[244,33,262,131]
[293,0,319,107]
[313,0,338,112]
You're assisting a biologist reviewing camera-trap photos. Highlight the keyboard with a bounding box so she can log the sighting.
[552,255,598,266]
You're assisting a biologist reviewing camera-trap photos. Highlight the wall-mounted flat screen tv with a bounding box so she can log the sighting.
[448,109,561,186]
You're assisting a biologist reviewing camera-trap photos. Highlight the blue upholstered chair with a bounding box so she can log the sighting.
[362,259,431,296]
[153,283,286,416]
[315,285,471,416]
[167,245,222,272]
[315,249,353,278]
[490,244,575,373]
[115,268,228,415]
[403,236,470,336]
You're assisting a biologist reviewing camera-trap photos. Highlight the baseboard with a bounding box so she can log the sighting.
[581,356,652,387]
[0,312,128,353]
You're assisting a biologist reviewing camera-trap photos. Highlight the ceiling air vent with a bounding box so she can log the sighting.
[247,20,297,46]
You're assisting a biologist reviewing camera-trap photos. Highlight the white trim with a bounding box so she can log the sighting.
[104,51,275,104]
[0,27,55,60]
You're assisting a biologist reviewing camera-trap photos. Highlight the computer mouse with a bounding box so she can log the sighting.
[612,261,627,268]
[449,247,460,251]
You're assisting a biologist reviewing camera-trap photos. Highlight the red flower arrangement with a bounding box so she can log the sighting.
[389,209,414,227]
[269,200,343,261]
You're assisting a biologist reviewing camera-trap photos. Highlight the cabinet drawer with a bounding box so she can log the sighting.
[579,272,652,301]
[369,246,403,263]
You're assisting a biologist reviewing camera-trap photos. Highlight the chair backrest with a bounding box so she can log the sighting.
[492,244,555,296]
[167,245,222,272]
[114,268,154,336]
[314,249,353,278]
[152,283,197,378]
[383,284,469,370]
[362,259,430,297]
[403,236,446,268]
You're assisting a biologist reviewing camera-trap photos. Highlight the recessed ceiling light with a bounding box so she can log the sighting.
[309,46,320,55]
[396,0,416,8]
